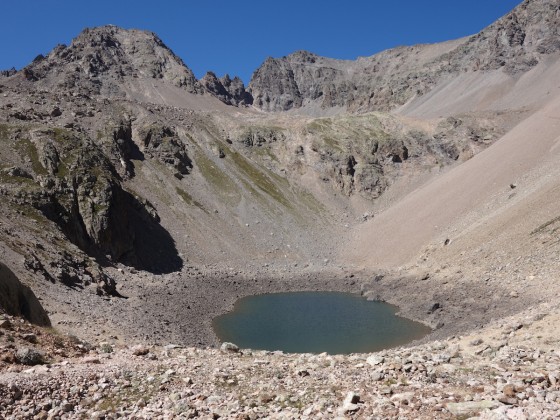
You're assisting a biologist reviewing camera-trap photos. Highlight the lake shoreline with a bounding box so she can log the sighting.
[43,262,536,352]
[213,291,431,354]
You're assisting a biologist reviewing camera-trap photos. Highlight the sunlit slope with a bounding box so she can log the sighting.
[346,91,560,269]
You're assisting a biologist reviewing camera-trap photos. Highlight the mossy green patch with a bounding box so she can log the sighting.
[175,187,208,213]
[307,113,391,156]
[226,146,292,209]
[296,188,327,215]
[0,171,35,185]
[92,203,108,215]
[56,160,70,178]
[193,145,240,204]
[251,145,280,162]
[52,128,77,148]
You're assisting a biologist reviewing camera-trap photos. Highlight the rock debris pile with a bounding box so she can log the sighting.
[1,310,560,418]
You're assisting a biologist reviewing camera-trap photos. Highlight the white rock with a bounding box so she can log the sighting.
[220,342,239,352]
[367,355,384,366]
[339,392,360,414]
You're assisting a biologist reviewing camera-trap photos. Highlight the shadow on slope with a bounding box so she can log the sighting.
[0,262,51,326]
[120,190,184,275]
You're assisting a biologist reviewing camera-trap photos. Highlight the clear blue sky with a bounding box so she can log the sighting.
[1,0,523,83]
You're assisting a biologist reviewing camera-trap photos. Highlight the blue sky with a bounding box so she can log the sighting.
[1,0,523,83]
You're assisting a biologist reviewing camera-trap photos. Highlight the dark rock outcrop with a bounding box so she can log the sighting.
[137,124,192,177]
[236,126,285,147]
[0,68,17,77]
[249,55,304,111]
[0,262,50,326]
[200,72,253,106]
[2,125,182,274]
[96,119,142,179]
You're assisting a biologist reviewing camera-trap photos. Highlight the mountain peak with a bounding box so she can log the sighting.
[199,71,253,106]
[19,25,201,96]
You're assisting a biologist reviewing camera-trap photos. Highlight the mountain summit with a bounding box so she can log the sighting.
[19,25,201,97]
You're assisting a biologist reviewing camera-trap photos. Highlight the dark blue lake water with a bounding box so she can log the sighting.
[213,292,430,354]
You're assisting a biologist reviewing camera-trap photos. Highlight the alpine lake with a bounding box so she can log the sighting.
[213,292,431,355]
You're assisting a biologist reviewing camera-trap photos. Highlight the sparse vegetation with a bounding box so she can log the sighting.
[175,187,208,213]
[193,148,240,203]
[227,147,292,209]
[15,138,47,175]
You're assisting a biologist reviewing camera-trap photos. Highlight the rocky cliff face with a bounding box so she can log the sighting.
[445,0,560,73]
[0,120,181,278]
[200,72,253,106]
[248,0,560,113]
[16,25,201,98]
[242,113,503,201]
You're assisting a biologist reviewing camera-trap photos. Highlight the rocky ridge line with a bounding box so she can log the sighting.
[248,0,560,113]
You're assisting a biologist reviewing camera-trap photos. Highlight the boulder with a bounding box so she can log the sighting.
[220,342,239,353]
[338,392,360,414]
[16,347,45,366]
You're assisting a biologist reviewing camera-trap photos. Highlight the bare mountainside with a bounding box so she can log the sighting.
[249,0,560,114]
[1,0,560,417]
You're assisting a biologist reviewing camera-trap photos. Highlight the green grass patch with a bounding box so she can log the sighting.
[0,171,35,185]
[251,145,280,162]
[175,187,208,213]
[192,145,240,205]
[227,146,292,209]
[296,188,327,215]
[56,160,70,178]
[307,113,390,156]
[92,203,108,215]
[52,128,74,145]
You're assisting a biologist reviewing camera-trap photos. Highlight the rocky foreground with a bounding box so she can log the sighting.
[1,303,560,419]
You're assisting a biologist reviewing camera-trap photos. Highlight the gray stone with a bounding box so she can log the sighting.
[50,107,62,117]
[497,396,518,405]
[15,347,45,366]
[371,370,383,381]
[391,392,415,405]
[61,402,74,413]
[446,400,502,416]
[21,333,37,344]
[132,346,150,356]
